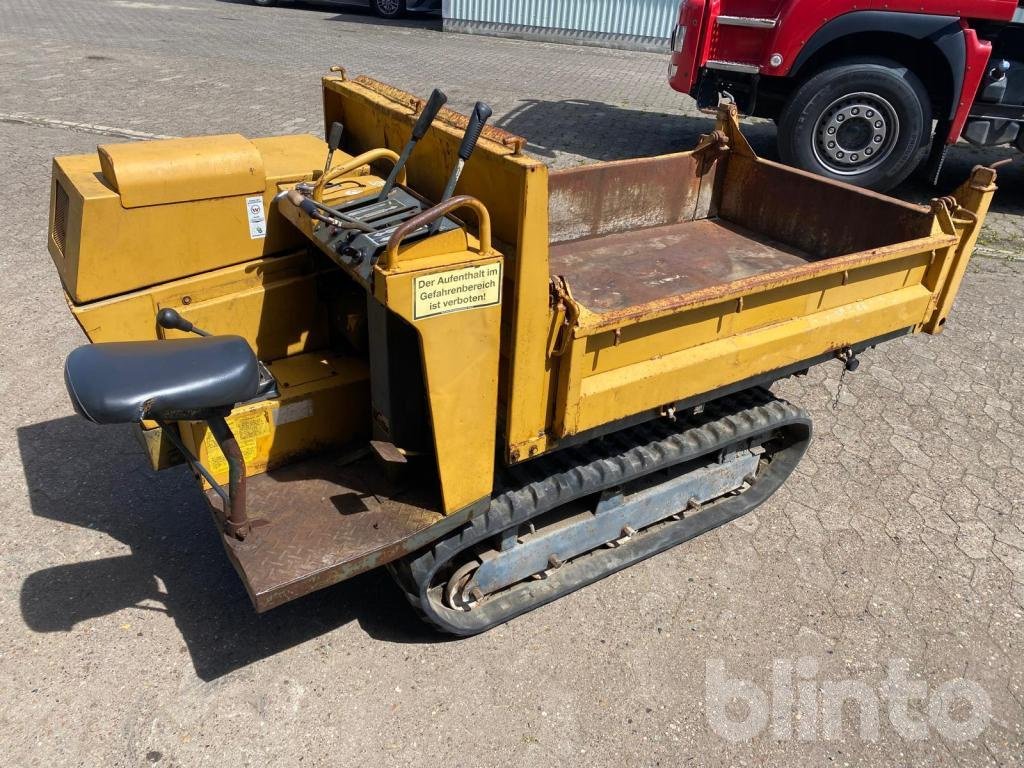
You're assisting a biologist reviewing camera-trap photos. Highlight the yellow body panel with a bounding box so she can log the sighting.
[573,286,932,435]
[181,353,370,487]
[68,250,336,359]
[132,422,185,471]
[375,252,504,513]
[97,134,265,208]
[50,134,354,302]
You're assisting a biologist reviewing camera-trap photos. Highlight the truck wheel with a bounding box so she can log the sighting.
[370,0,407,17]
[777,57,931,191]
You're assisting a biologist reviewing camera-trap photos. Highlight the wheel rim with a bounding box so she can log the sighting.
[811,92,900,176]
[375,0,401,14]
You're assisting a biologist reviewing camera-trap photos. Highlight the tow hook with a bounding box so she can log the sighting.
[837,347,860,372]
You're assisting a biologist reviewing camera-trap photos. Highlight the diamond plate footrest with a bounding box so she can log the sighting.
[210,452,442,612]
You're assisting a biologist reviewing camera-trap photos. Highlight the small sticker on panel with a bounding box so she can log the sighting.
[246,195,267,240]
[413,262,502,320]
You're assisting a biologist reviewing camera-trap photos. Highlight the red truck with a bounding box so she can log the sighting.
[668,0,1024,190]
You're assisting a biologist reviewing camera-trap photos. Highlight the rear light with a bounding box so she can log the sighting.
[671,22,687,53]
[668,0,703,92]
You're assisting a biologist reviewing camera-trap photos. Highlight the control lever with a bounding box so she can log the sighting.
[157,307,210,337]
[378,88,448,201]
[430,101,492,234]
[323,121,344,177]
[283,189,374,233]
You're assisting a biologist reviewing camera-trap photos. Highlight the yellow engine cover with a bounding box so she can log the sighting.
[49,134,356,303]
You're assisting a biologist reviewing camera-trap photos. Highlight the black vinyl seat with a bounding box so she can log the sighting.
[64,336,261,424]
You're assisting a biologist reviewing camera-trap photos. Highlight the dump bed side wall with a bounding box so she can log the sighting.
[548,151,721,243]
[718,156,936,258]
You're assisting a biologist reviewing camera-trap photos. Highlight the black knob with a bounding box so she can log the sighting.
[412,89,447,141]
[458,101,493,161]
[157,307,195,333]
[327,121,344,153]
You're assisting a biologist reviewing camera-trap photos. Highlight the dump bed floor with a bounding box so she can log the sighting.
[212,453,442,612]
[549,219,816,313]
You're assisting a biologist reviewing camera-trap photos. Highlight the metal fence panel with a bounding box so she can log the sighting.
[443,0,678,51]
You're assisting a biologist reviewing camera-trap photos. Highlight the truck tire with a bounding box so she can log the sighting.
[370,0,407,17]
[777,57,931,191]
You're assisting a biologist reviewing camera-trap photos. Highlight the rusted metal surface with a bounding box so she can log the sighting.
[550,219,814,313]
[382,194,491,268]
[350,75,526,153]
[213,451,443,612]
[564,231,956,333]
[548,152,718,243]
[719,155,935,258]
[207,415,250,540]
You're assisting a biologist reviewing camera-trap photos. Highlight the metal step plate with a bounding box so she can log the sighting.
[212,452,442,612]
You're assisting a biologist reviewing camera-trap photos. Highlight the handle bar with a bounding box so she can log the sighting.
[382,195,492,270]
[312,148,405,202]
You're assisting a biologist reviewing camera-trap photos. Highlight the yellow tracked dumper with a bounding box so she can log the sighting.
[50,72,994,634]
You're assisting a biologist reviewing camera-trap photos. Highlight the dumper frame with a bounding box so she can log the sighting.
[51,71,996,633]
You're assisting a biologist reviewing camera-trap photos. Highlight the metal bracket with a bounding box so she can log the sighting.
[548,276,579,358]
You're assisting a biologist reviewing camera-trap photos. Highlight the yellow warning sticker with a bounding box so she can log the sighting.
[227,410,272,441]
[206,435,263,478]
[202,409,272,477]
[413,263,502,320]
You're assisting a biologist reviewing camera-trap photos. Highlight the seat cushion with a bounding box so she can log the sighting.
[64,336,260,424]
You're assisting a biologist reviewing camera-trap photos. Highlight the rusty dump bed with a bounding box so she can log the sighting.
[549,219,815,313]
[539,112,992,440]
[545,129,942,321]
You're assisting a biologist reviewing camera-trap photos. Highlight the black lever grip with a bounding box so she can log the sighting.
[157,308,195,333]
[458,101,493,161]
[412,89,447,141]
[327,121,344,153]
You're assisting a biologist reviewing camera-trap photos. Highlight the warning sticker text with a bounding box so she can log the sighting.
[413,263,502,320]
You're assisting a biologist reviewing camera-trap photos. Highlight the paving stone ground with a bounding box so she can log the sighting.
[0,1,1022,766]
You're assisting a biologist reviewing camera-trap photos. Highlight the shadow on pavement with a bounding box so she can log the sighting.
[499,98,1024,223]
[895,143,1024,219]
[494,98,778,161]
[17,416,443,681]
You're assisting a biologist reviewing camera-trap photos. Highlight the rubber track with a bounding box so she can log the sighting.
[391,387,812,635]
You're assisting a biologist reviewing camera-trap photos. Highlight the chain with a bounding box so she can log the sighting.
[832,347,859,411]
[832,365,848,411]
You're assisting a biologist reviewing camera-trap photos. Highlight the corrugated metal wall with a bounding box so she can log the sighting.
[442,0,679,52]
